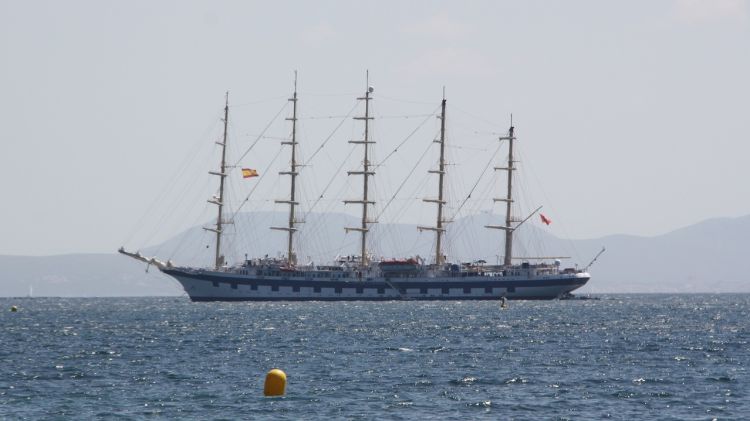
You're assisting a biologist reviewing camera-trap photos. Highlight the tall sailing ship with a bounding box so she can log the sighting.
[120,78,593,301]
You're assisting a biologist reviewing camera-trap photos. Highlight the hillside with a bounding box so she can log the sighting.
[1,213,748,296]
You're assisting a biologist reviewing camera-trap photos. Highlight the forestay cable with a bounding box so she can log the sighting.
[451,141,504,220]
[231,146,285,217]
[375,104,440,167]
[304,102,358,164]
[232,101,288,166]
[375,140,434,221]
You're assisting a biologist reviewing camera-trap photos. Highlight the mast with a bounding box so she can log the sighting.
[344,73,375,267]
[417,92,448,265]
[271,72,300,265]
[484,121,516,267]
[205,92,230,269]
[502,125,515,266]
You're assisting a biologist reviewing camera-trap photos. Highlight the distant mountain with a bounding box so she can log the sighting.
[574,214,750,293]
[1,212,748,296]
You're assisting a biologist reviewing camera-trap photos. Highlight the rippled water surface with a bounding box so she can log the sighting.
[1,295,748,419]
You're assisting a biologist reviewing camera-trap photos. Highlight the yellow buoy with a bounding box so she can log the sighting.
[10,305,18,312]
[264,368,286,396]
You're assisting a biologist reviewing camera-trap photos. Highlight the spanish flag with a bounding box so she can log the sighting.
[242,168,259,178]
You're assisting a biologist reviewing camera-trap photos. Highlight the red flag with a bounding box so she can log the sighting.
[540,213,552,225]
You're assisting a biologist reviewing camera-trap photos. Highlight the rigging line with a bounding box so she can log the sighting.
[300,91,359,97]
[449,120,504,137]
[374,104,441,167]
[297,113,437,120]
[451,104,505,130]
[297,115,352,120]
[304,102,359,164]
[472,130,506,136]
[230,146,285,217]
[377,94,438,105]
[164,202,214,262]
[451,141,504,221]
[142,163,214,253]
[243,134,290,141]
[375,140,434,221]
[314,238,360,260]
[121,116,222,247]
[301,147,357,220]
[232,101,288,167]
[447,144,490,151]
[230,95,290,107]
[406,235,432,257]
[517,147,582,263]
[389,173,430,225]
[376,113,438,119]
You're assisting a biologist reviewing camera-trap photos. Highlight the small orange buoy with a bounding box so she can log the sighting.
[264,368,286,396]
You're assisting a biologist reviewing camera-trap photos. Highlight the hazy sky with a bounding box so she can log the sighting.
[1,0,749,256]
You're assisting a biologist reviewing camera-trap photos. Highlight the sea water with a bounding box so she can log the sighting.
[1,295,748,419]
